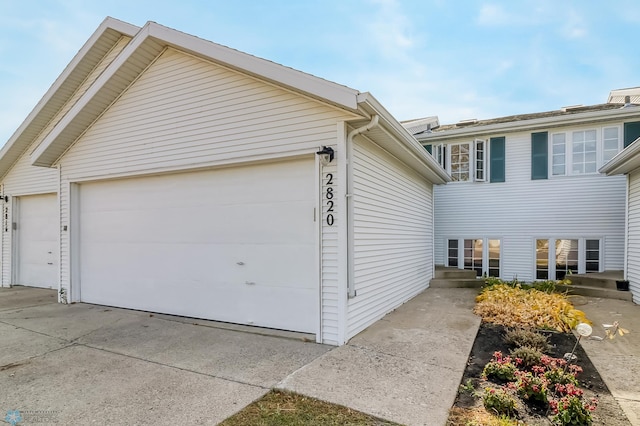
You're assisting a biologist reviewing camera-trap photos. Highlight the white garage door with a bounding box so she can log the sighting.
[16,193,58,288]
[77,159,317,333]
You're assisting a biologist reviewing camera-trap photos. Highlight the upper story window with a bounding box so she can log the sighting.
[450,142,471,181]
[603,127,620,163]
[426,140,485,182]
[424,137,504,183]
[549,127,622,176]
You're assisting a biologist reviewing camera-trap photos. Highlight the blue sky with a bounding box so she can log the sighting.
[1,0,639,145]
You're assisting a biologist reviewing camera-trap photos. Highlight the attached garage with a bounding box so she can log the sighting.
[14,193,58,288]
[7,18,449,345]
[76,159,317,332]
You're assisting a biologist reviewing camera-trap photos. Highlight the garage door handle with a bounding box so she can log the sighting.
[245,281,255,285]
[47,262,53,265]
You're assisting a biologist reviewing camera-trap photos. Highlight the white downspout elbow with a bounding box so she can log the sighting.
[346,114,379,299]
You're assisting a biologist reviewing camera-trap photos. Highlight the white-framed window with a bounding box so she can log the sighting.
[435,143,446,169]
[549,126,621,176]
[603,126,621,163]
[551,133,566,176]
[475,139,486,181]
[535,238,602,280]
[447,139,486,182]
[572,130,597,174]
[447,237,501,277]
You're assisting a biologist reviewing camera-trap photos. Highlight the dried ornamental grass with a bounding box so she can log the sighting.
[474,284,590,332]
[504,328,550,352]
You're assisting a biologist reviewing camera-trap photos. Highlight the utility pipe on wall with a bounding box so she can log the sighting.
[346,114,379,299]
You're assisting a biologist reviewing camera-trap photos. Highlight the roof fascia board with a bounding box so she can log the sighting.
[31,23,157,167]
[357,93,450,184]
[0,17,139,176]
[146,23,360,111]
[600,138,640,175]
[419,107,640,142]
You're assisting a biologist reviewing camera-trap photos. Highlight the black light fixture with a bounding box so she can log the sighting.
[1,196,7,203]
[316,146,335,165]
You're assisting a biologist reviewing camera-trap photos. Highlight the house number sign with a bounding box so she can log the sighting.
[325,173,334,226]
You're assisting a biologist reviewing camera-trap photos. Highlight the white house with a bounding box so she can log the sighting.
[405,99,640,283]
[0,17,449,346]
[600,135,640,303]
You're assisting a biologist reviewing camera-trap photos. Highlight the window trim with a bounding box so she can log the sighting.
[602,126,622,164]
[447,237,502,277]
[548,126,621,177]
[533,237,603,279]
[475,139,486,182]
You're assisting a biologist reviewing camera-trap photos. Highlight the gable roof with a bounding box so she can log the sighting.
[401,116,439,136]
[413,103,640,141]
[23,19,448,184]
[0,17,139,179]
[608,87,640,104]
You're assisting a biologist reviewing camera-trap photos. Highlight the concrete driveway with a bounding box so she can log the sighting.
[0,287,332,425]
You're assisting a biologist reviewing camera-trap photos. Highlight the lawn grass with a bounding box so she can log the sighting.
[219,389,401,426]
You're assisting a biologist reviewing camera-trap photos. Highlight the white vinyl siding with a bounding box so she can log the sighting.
[627,170,640,303]
[59,48,356,181]
[320,157,340,345]
[347,137,433,339]
[58,48,355,307]
[433,128,626,282]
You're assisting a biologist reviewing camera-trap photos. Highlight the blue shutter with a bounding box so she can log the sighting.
[489,137,505,183]
[531,132,548,180]
[624,121,640,148]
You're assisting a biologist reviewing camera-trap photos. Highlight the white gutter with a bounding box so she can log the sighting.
[346,114,379,299]
[600,137,640,175]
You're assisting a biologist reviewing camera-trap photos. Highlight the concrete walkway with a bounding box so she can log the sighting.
[279,288,481,426]
[576,296,640,425]
[3,286,635,426]
[0,286,331,425]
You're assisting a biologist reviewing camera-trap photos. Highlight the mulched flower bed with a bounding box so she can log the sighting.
[449,323,631,425]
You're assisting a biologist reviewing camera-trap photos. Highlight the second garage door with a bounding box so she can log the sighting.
[77,158,317,333]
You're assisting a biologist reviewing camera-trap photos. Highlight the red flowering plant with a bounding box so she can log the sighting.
[550,395,598,425]
[514,370,548,404]
[482,351,519,382]
[542,357,581,387]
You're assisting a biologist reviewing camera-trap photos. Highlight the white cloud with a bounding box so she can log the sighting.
[477,3,511,26]
[562,10,587,39]
[367,0,416,58]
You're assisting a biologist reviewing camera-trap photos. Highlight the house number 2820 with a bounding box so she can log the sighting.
[325,173,334,226]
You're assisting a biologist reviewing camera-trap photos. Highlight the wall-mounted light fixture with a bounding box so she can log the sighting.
[0,195,7,203]
[316,146,335,166]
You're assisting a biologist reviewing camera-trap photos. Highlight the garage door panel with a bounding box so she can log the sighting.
[78,159,317,333]
[81,201,313,244]
[80,241,315,287]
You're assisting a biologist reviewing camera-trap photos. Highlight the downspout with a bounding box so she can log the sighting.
[346,114,379,299]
